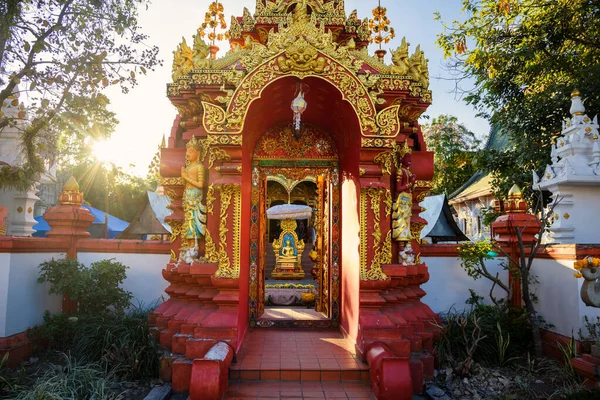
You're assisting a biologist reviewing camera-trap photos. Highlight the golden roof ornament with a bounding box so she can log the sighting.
[369,0,395,50]
[505,184,527,213]
[58,177,84,206]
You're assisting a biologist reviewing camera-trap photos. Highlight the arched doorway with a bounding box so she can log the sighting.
[249,122,340,328]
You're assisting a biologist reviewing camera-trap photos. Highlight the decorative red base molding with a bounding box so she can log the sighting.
[149,261,239,398]
[357,263,441,396]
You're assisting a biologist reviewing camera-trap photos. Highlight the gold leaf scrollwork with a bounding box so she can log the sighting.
[202,102,227,133]
[204,229,218,263]
[410,222,426,245]
[374,151,393,176]
[209,147,232,169]
[213,184,241,279]
[360,187,388,281]
[206,184,215,215]
[376,105,401,137]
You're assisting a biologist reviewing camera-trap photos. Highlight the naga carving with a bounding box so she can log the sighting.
[575,257,600,307]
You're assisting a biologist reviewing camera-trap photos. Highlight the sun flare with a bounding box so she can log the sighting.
[92,140,120,164]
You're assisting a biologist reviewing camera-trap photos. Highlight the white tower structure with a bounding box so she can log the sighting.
[537,90,600,244]
[0,94,49,236]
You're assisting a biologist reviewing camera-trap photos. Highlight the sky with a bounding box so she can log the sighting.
[99,0,489,176]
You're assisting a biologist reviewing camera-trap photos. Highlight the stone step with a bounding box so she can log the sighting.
[229,364,370,382]
[224,380,377,399]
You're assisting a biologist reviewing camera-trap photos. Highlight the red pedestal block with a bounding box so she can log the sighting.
[356,263,441,396]
[188,342,234,400]
[366,343,413,400]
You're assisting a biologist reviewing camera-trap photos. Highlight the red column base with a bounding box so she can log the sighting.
[366,343,413,400]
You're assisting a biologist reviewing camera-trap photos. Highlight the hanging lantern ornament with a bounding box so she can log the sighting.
[291,90,307,132]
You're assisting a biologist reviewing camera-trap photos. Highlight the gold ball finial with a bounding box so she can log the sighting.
[572,89,581,98]
[508,184,523,199]
[63,176,80,192]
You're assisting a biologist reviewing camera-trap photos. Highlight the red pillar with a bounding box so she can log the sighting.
[491,185,541,308]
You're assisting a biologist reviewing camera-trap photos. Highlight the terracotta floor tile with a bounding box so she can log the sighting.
[302,390,326,398]
[323,393,349,398]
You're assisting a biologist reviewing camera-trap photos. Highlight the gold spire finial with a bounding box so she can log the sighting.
[572,89,581,98]
[59,177,84,205]
[63,176,80,192]
[508,184,523,199]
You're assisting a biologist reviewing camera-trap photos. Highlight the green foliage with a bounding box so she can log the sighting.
[72,307,161,380]
[37,258,132,315]
[480,206,504,227]
[578,316,600,341]
[28,311,78,352]
[436,0,600,197]
[422,115,482,195]
[457,240,496,281]
[12,353,122,400]
[557,334,580,381]
[0,0,160,190]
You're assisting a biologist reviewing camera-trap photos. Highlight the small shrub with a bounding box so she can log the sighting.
[28,311,78,352]
[38,258,132,315]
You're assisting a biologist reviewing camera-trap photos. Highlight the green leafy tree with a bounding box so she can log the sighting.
[0,0,160,190]
[423,115,482,195]
[436,0,600,197]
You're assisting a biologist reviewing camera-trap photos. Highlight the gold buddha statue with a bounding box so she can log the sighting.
[271,220,305,280]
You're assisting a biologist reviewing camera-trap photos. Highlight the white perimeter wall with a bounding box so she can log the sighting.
[423,255,600,337]
[422,256,508,313]
[77,253,170,309]
[1,252,169,338]
[1,253,64,337]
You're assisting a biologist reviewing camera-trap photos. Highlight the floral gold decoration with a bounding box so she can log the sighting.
[360,187,388,280]
[199,1,229,45]
[369,1,395,48]
[374,151,393,175]
[208,147,231,169]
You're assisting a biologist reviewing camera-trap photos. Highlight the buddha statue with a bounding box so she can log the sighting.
[281,238,296,258]
[271,220,306,279]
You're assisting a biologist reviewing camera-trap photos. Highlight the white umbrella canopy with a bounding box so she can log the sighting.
[266,204,312,220]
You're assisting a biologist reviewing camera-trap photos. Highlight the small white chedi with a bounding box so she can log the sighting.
[0,93,56,236]
[536,90,600,244]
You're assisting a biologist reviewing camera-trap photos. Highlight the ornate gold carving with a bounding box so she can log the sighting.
[376,105,401,137]
[390,37,410,75]
[58,177,84,205]
[204,228,219,263]
[206,184,216,215]
[410,222,426,244]
[374,151,393,175]
[241,7,255,31]
[214,184,241,278]
[202,102,227,133]
[208,147,232,169]
[161,177,184,186]
[170,249,178,261]
[360,187,388,281]
[229,15,242,39]
[380,231,392,265]
[277,38,327,73]
[359,168,366,176]
[361,138,395,148]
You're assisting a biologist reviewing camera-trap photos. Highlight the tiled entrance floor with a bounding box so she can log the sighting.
[260,307,328,321]
[224,380,376,399]
[230,330,369,381]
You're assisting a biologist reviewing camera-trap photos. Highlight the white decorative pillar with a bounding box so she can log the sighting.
[538,90,600,244]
